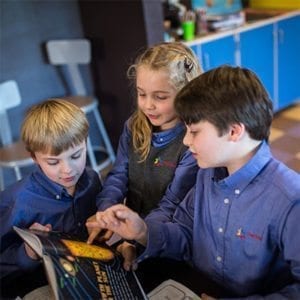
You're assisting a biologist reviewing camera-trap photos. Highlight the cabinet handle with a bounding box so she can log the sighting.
[278,29,285,44]
[204,53,210,70]
[234,33,241,66]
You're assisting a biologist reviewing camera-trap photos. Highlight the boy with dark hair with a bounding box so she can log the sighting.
[87,66,300,299]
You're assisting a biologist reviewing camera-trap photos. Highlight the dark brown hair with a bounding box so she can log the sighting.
[175,65,273,140]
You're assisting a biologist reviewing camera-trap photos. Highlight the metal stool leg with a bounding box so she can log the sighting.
[86,136,97,171]
[14,166,22,181]
[0,168,4,191]
[92,107,116,163]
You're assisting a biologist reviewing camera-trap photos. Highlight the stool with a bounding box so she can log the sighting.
[0,80,35,190]
[45,39,115,175]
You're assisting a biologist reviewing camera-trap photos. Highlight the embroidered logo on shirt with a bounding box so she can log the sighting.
[236,228,262,241]
[154,157,176,168]
[236,228,245,239]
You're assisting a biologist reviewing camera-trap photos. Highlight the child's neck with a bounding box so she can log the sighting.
[226,139,262,175]
[66,186,76,197]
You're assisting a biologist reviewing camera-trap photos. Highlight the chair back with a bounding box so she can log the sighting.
[0,80,21,145]
[46,39,91,95]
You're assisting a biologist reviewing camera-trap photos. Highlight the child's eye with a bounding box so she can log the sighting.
[47,161,59,166]
[155,95,167,100]
[137,92,146,97]
[71,153,81,160]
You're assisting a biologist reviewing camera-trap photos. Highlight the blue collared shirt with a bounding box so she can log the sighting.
[152,123,185,147]
[0,166,101,279]
[140,141,300,299]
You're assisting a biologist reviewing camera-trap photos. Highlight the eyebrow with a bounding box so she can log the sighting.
[71,148,84,155]
[136,87,170,94]
[45,147,84,160]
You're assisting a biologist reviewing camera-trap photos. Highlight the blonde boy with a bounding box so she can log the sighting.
[0,99,101,298]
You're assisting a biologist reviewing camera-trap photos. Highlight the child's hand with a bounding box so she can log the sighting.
[86,213,113,244]
[116,241,137,271]
[24,223,52,260]
[92,204,148,245]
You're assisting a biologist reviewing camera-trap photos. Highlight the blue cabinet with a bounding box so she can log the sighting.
[240,24,275,104]
[197,35,236,71]
[188,13,300,111]
[277,16,300,109]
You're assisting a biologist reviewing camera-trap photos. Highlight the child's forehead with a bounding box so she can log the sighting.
[185,120,204,126]
[185,120,213,128]
[37,141,86,157]
[136,67,175,92]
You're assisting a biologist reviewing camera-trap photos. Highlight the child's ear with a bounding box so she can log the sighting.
[229,123,245,142]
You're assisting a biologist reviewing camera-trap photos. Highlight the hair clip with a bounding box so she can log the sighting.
[184,57,193,73]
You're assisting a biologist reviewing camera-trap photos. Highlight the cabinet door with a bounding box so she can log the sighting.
[240,24,275,106]
[200,35,236,71]
[277,15,300,109]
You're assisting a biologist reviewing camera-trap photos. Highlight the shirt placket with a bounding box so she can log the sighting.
[213,183,237,280]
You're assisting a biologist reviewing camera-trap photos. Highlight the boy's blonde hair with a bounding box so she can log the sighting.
[21,99,89,155]
[127,42,202,161]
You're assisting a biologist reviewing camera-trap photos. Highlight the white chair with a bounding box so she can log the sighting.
[45,39,115,174]
[0,80,35,191]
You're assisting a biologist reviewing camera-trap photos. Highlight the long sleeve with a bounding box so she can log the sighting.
[137,186,195,263]
[0,191,41,278]
[96,122,130,211]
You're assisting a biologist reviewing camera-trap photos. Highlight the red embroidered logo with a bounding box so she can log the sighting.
[248,232,262,241]
[154,157,176,168]
[236,228,262,241]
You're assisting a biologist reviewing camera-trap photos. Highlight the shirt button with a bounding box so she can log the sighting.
[235,189,240,195]
[218,227,223,233]
[224,198,229,204]
[160,138,163,142]
[217,256,222,262]
[56,195,60,200]
[78,222,81,227]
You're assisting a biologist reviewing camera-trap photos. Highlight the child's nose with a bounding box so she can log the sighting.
[61,161,72,173]
[145,97,155,109]
[183,132,191,147]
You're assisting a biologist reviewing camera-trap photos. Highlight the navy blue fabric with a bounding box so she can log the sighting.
[0,166,101,279]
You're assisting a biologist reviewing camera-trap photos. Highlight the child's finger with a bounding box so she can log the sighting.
[86,228,101,245]
[29,222,51,232]
[102,230,113,241]
[117,242,137,271]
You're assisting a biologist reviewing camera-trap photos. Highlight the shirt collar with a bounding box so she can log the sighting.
[215,140,272,191]
[152,123,185,147]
